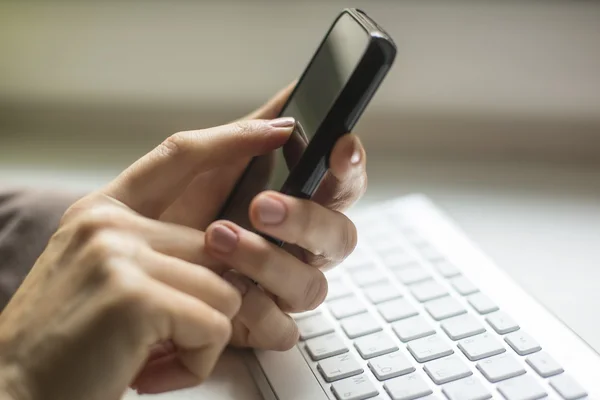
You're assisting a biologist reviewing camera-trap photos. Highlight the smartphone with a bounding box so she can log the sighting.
[217,8,396,245]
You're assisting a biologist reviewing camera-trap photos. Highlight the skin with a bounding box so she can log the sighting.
[0,84,368,399]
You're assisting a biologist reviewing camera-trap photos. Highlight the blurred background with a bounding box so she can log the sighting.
[1,0,600,350]
[2,0,600,183]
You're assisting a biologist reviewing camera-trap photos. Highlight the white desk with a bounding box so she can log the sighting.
[2,158,599,399]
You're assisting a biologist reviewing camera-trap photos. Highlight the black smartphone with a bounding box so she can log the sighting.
[217,8,396,245]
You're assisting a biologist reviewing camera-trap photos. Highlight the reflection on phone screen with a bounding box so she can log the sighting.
[219,13,369,233]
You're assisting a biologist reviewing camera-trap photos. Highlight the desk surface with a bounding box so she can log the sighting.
[2,158,599,399]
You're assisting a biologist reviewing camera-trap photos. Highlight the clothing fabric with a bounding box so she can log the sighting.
[0,188,78,309]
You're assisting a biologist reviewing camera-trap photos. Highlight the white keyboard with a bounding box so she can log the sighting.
[249,195,599,400]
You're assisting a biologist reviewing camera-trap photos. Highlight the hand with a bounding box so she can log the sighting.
[0,119,297,399]
[204,138,367,349]
[200,88,369,350]
[152,83,367,350]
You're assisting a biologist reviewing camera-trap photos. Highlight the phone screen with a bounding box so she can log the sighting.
[220,13,370,232]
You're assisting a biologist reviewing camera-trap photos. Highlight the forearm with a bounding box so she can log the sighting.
[0,188,80,310]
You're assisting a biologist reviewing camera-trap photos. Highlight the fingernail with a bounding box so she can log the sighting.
[223,271,249,296]
[255,195,286,225]
[209,225,238,253]
[269,117,295,128]
[350,141,361,165]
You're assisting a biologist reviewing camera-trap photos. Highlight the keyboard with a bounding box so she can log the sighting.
[248,195,599,400]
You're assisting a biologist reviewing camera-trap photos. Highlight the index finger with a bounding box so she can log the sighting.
[102,119,294,218]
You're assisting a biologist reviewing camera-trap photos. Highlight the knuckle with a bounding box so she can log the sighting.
[158,131,188,158]
[60,196,97,225]
[302,270,328,311]
[210,311,233,345]
[274,320,300,351]
[109,268,146,310]
[220,283,243,318]
[231,120,255,139]
[340,218,358,261]
[246,238,273,278]
[296,202,317,247]
[71,207,128,245]
[84,229,122,261]
[98,260,149,325]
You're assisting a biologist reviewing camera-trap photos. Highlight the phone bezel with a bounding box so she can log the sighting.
[216,8,396,237]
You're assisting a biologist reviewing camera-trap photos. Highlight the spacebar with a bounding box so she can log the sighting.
[255,346,329,400]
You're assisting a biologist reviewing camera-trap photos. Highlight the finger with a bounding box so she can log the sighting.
[243,81,296,120]
[146,340,175,363]
[133,354,199,394]
[103,118,295,218]
[138,246,242,318]
[133,345,225,394]
[312,133,367,211]
[204,221,328,312]
[143,278,232,392]
[226,272,299,351]
[74,204,226,272]
[249,191,358,263]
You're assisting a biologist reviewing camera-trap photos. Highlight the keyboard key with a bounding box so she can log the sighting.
[354,331,399,359]
[431,260,460,278]
[291,310,319,320]
[326,279,353,301]
[441,314,486,340]
[368,351,415,381]
[410,280,448,302]
[458,332,505,361]
[318,353,363,382]
[381,251,418,269]
[297,313,334,340]
[328,295,367,319]
[361,222,392,239]
[392,315,436,342]
[476,353,526,382]
[424,355,472,384]
[384,373,433,400]
[407,334,454,363]
[505,331,541,355]
[467,293,499,314]
[350,268,387,287]
[549,374,587,400]
[394,266,431,285]
[331,374,379,400]
[305,333,348,361]
[370,237,401,253]
[363,282,403,304]
[485,311,520,334]
[419,245,445,261]
[449,275,479,296]
[341,313,382,339]
[425,296,467,321]
[343,255,375,271]
[377,298,418,322]
[526,351,564,377]
[408,234,430,249]
[497,374,547,400]
[442,376,491,400]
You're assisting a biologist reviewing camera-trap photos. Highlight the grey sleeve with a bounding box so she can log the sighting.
[0,188,80,310]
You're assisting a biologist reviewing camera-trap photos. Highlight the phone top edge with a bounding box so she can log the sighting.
[345,8,396,48]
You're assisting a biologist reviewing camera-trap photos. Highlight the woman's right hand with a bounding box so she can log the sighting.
[0,119,295,400]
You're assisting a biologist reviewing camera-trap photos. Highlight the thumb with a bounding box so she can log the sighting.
[103,118,295,217]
